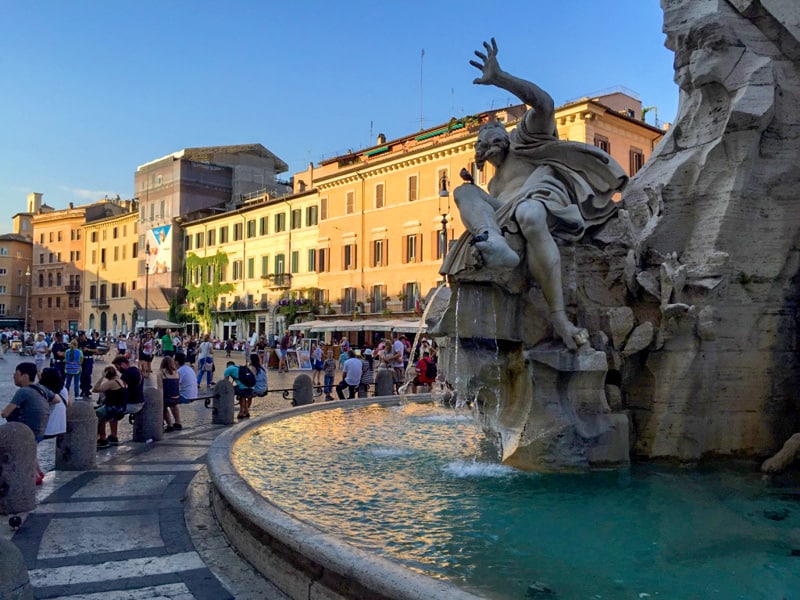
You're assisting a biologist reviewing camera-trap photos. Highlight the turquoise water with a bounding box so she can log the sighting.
[234,403,800,599]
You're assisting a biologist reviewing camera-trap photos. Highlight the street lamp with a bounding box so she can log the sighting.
[144,241,150,331]
[24,266,30,337]
[438,171,451,284]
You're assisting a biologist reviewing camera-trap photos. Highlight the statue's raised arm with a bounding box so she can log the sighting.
[469,38,556,135]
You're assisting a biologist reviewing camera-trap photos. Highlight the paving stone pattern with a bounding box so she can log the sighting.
[1,352,301,599]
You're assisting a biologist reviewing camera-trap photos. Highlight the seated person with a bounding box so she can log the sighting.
[411,350,437,392]
[336,350,363,400]
[249,353,268,397]
[93,365,128,448]
[224,361,255,420]
[175,353,198,404]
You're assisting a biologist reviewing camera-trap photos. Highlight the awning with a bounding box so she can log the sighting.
[288,318,426,333]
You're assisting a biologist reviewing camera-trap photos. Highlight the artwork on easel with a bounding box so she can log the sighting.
[298,350,312,369]
[286,351,300,370]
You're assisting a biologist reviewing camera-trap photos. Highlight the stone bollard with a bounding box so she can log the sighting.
[292,374,314,406]
[132,388,164,443]
[212,380,235,425]
[374,369,396,397]
[0,538,34,600]
[56,399,98,471]
[0,423,36,515]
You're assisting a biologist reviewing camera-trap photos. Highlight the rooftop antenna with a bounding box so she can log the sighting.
[419,48,425,131]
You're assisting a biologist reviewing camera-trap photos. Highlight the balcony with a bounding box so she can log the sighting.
[262,273,292,289]
[65,284,81,294]
[92,297,109,308]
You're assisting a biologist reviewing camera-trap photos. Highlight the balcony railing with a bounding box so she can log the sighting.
[65,284,81,294]
[262,273,292,289]
[92,297,109,308]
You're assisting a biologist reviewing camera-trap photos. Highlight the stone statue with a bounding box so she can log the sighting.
[446,38,627,349]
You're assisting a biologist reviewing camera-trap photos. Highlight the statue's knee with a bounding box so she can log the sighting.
[516,201,548,232]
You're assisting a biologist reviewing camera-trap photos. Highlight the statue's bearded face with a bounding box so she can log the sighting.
[475,126,510,169]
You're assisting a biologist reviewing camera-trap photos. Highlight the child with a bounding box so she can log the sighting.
[322,351,337,402]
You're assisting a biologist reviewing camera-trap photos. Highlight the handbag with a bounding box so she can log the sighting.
[203,360,214,372]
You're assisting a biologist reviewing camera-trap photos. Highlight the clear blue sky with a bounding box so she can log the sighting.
[0,1,677,227]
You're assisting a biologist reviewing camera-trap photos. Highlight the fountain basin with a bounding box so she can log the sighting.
[209,397,800,599]
[207,395,482,600]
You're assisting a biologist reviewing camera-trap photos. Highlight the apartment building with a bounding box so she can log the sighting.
[82,205,139,335]
[179,90,663,338]
[132,144,291,318]
[0,234,33,330]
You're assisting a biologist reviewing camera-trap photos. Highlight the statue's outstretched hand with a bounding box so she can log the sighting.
[470,38,501,85]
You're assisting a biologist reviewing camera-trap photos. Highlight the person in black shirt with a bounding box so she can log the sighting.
[78,331,97,399]
[112,355,144,404]
[49,332,68,379]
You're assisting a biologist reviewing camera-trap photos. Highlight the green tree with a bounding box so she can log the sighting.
[184,252,235,333]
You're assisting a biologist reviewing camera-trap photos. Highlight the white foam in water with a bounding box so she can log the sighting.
[366,446,414,458]
[443,460,517,478]
[419,413,473,423]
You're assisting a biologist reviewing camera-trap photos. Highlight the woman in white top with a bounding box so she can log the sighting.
[196,334,214,388]
[34,333,49,376]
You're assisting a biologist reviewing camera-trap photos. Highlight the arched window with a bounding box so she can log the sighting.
[112,314,118,336]
[48,273,53,287]
[100,312,107,334]
[56,273,62,286]
[88,314,95,332]
[38,274,44,287]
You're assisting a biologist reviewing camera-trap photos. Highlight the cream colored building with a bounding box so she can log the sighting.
[82,205,140,335]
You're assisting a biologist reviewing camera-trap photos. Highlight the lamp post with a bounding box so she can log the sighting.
[439,172,450,284]
[144,241,150,331]
[23,266,30,337]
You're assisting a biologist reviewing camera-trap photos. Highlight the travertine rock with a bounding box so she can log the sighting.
[622,0,800,459]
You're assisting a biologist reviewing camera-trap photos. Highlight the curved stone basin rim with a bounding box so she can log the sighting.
[207,395,484,600]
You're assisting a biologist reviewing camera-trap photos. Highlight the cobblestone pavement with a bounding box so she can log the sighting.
[1,351,316,599]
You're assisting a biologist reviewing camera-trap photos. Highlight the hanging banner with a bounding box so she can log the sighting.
[146,224,172,275]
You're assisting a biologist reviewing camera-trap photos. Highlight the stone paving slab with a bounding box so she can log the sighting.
[1,353,299,599]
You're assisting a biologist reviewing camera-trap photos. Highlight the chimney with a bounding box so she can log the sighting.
[377,133,386,145]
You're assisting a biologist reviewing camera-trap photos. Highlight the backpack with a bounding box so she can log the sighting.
[238,365,256,388]
[424,358,437,380]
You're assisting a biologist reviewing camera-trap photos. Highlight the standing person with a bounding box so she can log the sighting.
[139,330,154,377]
[93,365,128,448]
[78,331,97,399]
[63,339,83,399]
[358,349,374,398]
[158,356,182,432]
[50,332,68,379]
[161,329,175,358]
[391,333,406,391]
[311,343,324,385]
[196,334,215,389]
[185,335,197,366]
[175,353,198,405]
[2,362,52,484]
[33,333,49,376]
[40,367,69,451]
[278,331,291,373]
[172,330,183,357]
[116,334,128,357]
[336,350,363,400]
[322,350,337,402]
[256,336,268,364]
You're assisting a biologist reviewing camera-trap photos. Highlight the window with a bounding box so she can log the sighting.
[48,273,53,287]
[100,248,106,264]
[233,222,243,241]
[307,248,317,272]
[185,236,192,251]
[207,229,216,246]
[246,219,256,238]
[305,206,318,226]
[343,244,357,270]
[114,247,119,261]
[630,147,645,175]
[195,232,204,248]
[0,247,6,257]
[275,213,286,232]
[39,253,44,264]
[0,286,6,293]
[404,234,422,263]
[261,255,269,277]
[149,203,155,221]
[56,297,61,308]
[112,283,119,298]
[57,252,61,262]
[371,239,387,267]
[49,253,54,263]
[403,282,418,311]
[342,287,357,313]
[594,135,610,153]
[39,234,44,244]
[318,248,329,273]
[0,304,5,315]
[291,209,302,229]
[0,269,5,276]
[57,231,62,242]
[91,231,97,243]
[371,285,387,311]
[346,191,355,214]
[232,260,243,280]
[274,254,285,274]
[375,183,384,209]
[132,243,138,258]
[219,226,228,243]
[56,273,62,286]
[39,274,44,287]
[121,282,126,296]
[247,257,254,279]
[160,200,165,218]
[408,175,418,202]
[75,251,80,261]
[103,230,107,241]
[113,227,118,239]
[320,197,328,220]
[291,251,299,273]
[49,232,54,243]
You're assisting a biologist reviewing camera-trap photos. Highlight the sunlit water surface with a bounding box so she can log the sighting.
[233,403,800,599]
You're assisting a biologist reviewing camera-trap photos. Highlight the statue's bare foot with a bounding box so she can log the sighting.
[470,230,520,269]
[551,310,589,350]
